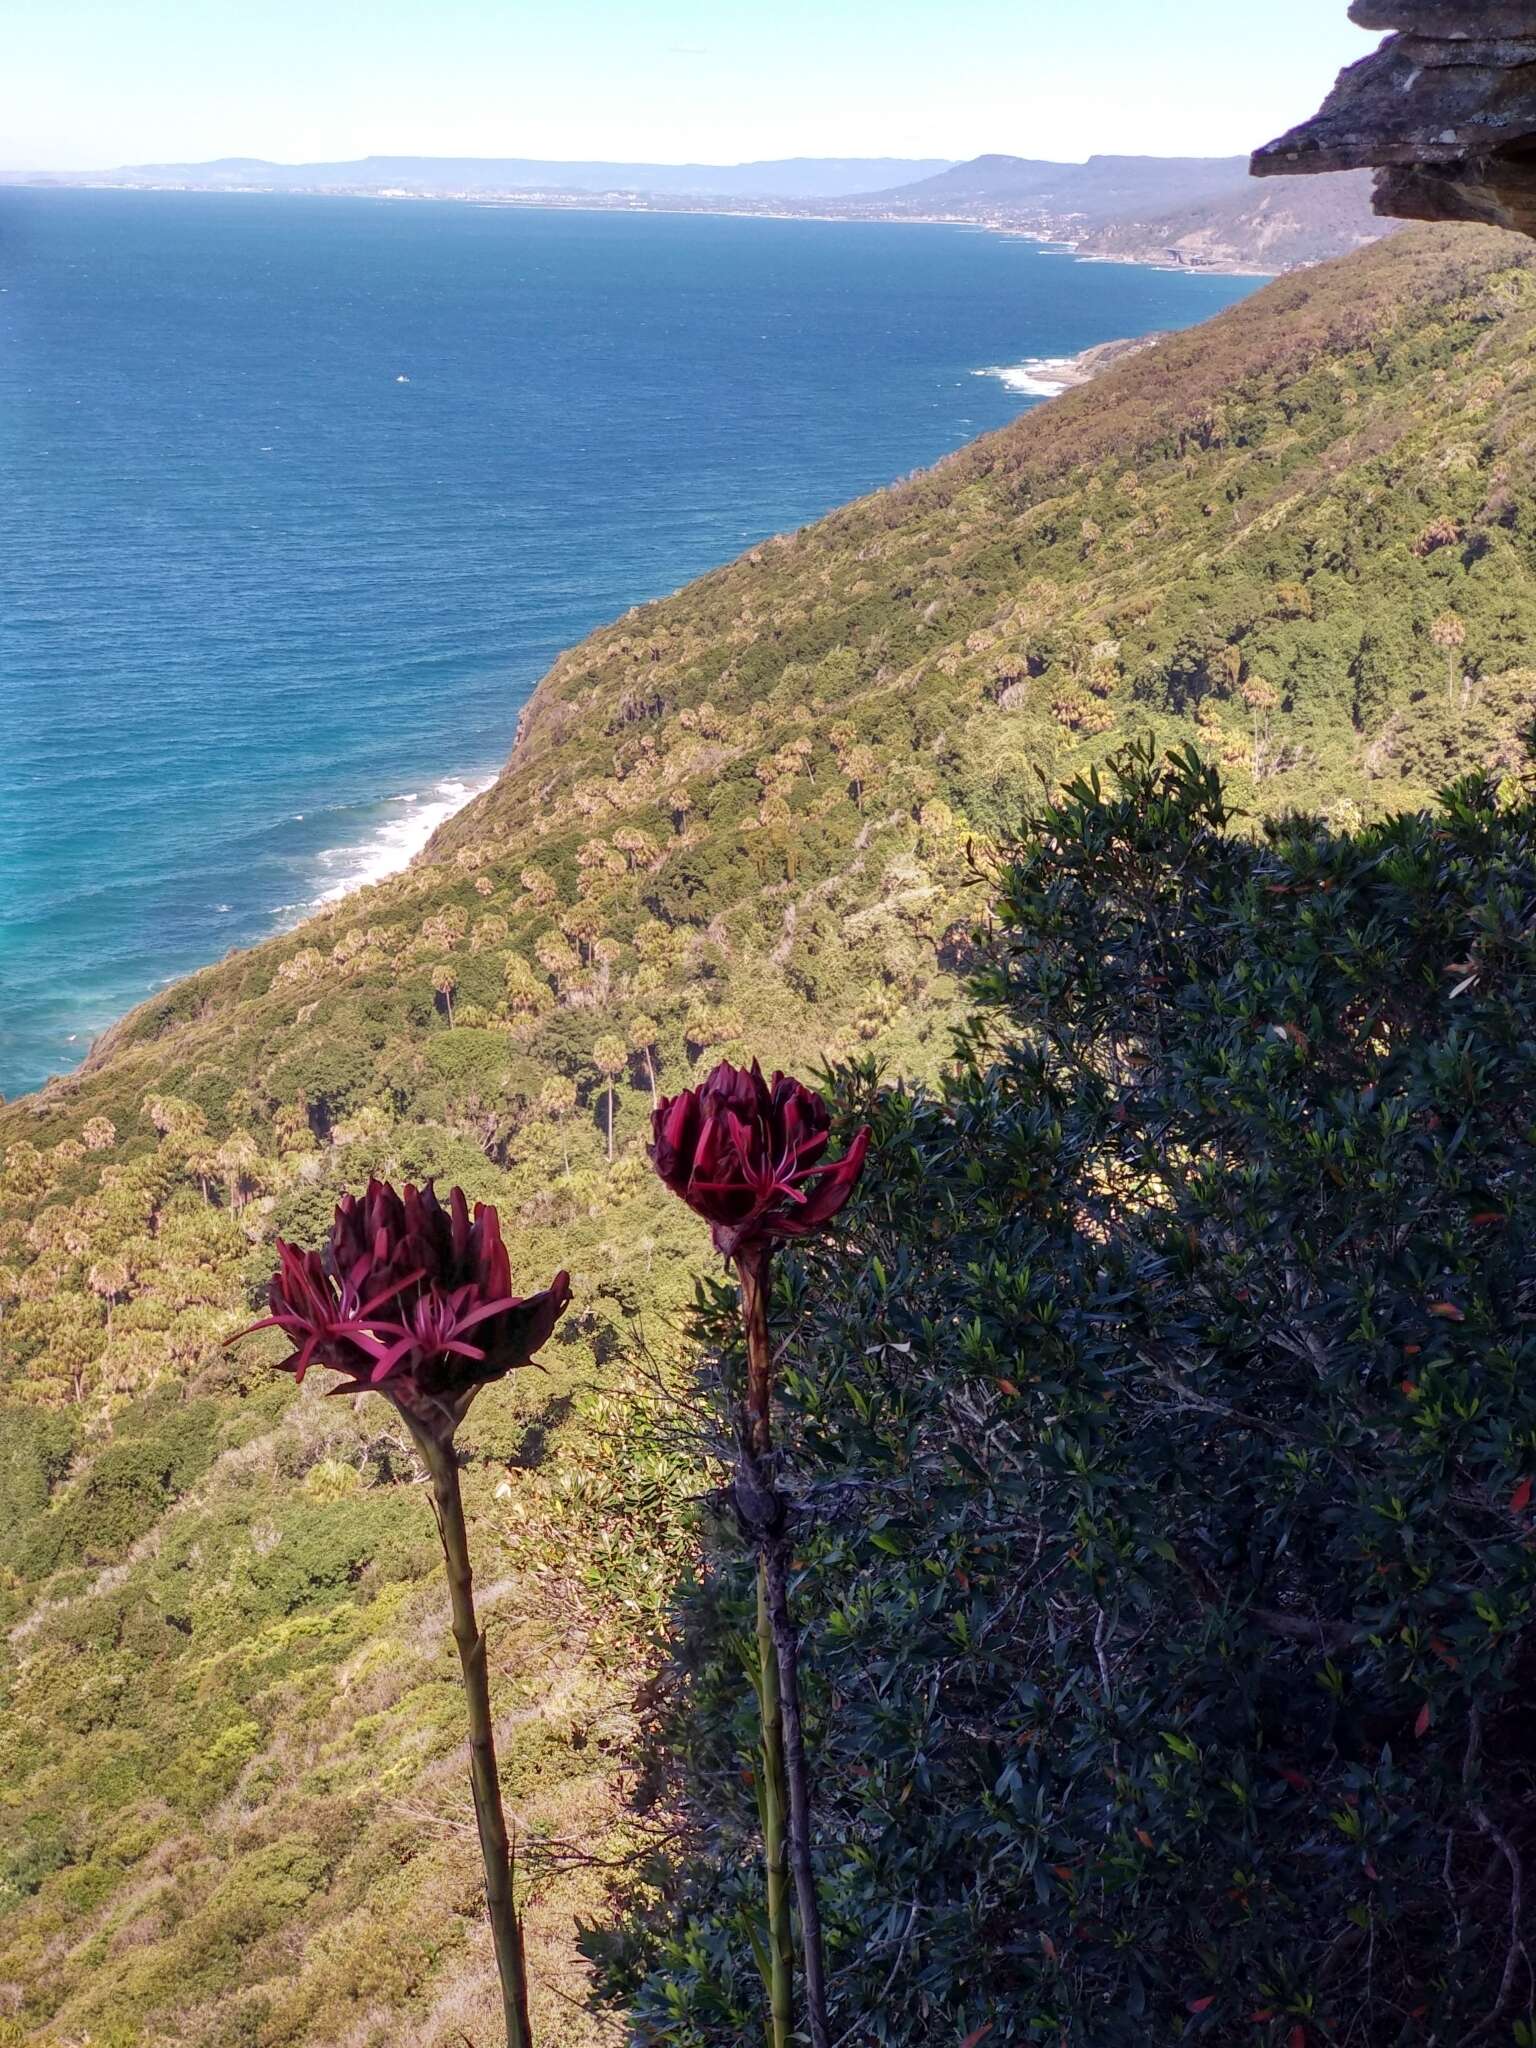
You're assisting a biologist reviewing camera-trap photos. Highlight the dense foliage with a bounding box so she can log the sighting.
[603,743,1536,2044]
[3,223,1536,2040]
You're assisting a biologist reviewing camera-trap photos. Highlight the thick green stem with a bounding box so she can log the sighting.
[760,1532,831,2048]
[757,1557,794,2048]
[417,1430,534,2048]
[739,1247,795,2045]
[736,1247,832,2048]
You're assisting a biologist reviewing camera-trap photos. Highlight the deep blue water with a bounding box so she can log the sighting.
[0,190,1259,1100]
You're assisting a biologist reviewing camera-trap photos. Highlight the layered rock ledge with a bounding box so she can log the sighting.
[1252,1,1536,240]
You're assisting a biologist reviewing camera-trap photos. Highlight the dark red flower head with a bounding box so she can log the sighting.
[650,1059,870,1260]
[231,1179,570,1437]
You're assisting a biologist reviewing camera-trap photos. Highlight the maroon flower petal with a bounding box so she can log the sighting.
[789,1126,871,1230]
[648,1061,869,1257]
[229,1184,573,1412]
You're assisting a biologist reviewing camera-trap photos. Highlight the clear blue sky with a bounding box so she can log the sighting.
[4,0,1381,173]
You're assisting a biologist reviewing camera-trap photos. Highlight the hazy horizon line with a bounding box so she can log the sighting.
[8,144,1260,183]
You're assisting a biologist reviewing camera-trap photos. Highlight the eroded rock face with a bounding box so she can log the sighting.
[1252,2,1536,240]
[1349,1,1534,34]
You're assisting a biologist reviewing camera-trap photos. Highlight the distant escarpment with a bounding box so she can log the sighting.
[1071,167,1388,273]
[855,154,1389,272]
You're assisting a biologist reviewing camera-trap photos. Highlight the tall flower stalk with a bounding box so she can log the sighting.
[232,1179,570,2048]
[651,1061,869,2048]
[750,1556,794,2048]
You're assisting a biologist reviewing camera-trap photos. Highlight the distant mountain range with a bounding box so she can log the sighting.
[28,154,957,200]
[13,150,1390,273]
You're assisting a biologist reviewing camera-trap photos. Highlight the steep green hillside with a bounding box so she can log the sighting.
[3,222,1536,2044]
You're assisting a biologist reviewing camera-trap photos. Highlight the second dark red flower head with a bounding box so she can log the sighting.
[650,1059,869,1259]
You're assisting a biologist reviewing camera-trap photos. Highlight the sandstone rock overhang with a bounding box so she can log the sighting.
[1251,1,1536,240]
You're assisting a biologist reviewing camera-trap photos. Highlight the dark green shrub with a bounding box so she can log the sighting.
[600,744,1536,2045]
[21,1398,221,1573]
[0,1404,78,1564]
[264,1034,382,1128]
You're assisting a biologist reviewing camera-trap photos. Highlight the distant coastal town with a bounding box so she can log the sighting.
[9,150,1388,276]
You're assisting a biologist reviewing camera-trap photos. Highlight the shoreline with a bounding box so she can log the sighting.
[6,774,500,1104]
[973,329,1172,400]
[12,179,1284,280]
[306,772,498,908]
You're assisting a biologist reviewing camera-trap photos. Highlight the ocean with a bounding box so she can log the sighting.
[0,189,1258,1100]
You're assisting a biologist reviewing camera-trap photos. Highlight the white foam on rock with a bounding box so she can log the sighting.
[311,775,496,904]
[971,357,1077,398]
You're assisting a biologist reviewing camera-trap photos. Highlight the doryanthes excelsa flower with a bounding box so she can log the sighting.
[232,1176,565,2044]
[649,1058,865,2048]
[650,1059,870,1261]
[232,1178,569,1443]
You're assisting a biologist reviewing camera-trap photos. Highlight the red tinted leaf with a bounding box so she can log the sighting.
[995,1379,1020,1397]
[1188,1995,1216,2013]
[1415,1702,1432,1738]
[1512,1477,1533,1516]
[1278,1768,1311,1792]
[1364,1859,1379,1880]
[959,2028,994,2048]
[1428,1302,1465,1322]
[1289,2029,1307,2048]
[1135,1828,1155,1848]
[1471,1211,1505,1227]
[1040,1933,1058,1963]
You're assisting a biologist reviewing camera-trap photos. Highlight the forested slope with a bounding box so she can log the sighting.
[3,222,1536,2045]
